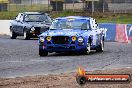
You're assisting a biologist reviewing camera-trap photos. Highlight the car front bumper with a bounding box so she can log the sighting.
[30,27,48,37]
[39,43,87,52]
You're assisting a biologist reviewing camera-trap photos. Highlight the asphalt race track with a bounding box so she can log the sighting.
[0,35,132,78]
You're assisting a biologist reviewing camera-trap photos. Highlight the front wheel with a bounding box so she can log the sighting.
[10,30,17,39]
[96,39,104,52]
[24,30,30,40]
[39,49,48,57]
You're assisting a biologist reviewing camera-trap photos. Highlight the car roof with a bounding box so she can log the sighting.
[55,16,91,20]
[22,12,45,15]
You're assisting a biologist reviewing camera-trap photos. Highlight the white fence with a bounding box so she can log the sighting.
[0,20,11,35]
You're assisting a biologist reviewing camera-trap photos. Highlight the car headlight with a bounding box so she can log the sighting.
[31,27,35,31]
[46,36,51,41]
[40,37,44,42]
[78,36,84,43]
[72,36,76,41]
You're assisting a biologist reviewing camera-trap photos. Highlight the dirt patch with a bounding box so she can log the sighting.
[0,68,132,88]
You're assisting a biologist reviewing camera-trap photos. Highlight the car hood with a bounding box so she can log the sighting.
[27,22,51,27]
[40,29,89,37]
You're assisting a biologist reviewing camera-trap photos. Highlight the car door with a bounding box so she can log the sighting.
[16,14,25,34]
[94,20,102,45]
[13,14,21,33]
[95,19,103,45]
[90,19,98,46]
[92,29,98,46]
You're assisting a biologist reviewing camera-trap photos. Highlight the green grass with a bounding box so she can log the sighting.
[96,14,132,24]
[51,11,132,24]
[0,11,18,19]
[0,9,132,24]
[51,10,76,18]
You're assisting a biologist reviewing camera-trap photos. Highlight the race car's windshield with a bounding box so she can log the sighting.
[24,14,52,22]
[50,19,90,30]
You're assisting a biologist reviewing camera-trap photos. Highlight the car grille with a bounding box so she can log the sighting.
[34,27,40,35]
[47,46,75,49]
[52,36,69,44]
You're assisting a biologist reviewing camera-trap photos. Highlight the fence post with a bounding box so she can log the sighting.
[73,0,75,12]
[83,0,85,11]
[31,0,32,10]
[103,0,104,13]
[56,1,57,11]
[48,0,50,11]
[64,0,66,11]
[92,1,94,16]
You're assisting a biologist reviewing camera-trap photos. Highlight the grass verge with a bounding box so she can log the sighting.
[50,11,132,24]
[0,10,132,24]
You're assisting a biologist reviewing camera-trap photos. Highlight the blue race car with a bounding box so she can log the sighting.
[38,16,105,56]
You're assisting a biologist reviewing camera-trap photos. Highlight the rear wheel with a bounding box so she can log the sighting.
[39,49,48,57]
[10,30,17,39]
[96,39,104,52]
[24,30,30,40]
